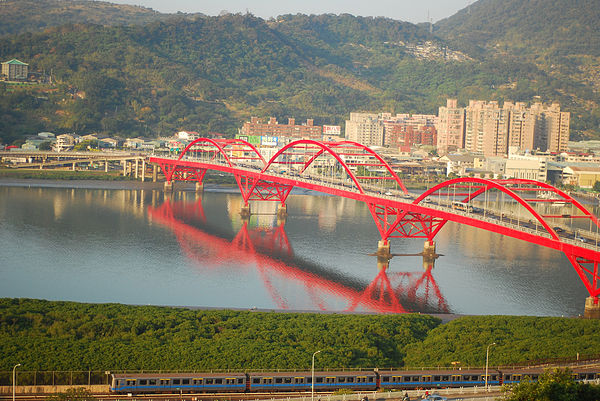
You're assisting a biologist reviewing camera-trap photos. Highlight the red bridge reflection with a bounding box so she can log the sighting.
[147,198,449,314]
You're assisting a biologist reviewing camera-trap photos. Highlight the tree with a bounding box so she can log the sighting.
[504,368,600,401]
[46,387,96,401]
[593,181,600,193]
[39,141,53,151]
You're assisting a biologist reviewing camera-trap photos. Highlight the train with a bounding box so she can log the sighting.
[109,366,600,394]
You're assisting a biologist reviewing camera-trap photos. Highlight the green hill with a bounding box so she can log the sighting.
[0,0,171,37]
[1,0,599,144]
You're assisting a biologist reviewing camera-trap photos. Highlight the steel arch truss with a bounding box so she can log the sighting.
[368,203,446,241]
[417,177,600,298]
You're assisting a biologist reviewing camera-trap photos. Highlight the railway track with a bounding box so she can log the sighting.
[1,392,328,401]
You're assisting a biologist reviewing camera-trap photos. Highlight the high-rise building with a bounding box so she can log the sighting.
[345,113,384,146]
[464,100,510,157]
[437,98,570,156]
[436,99,465,156]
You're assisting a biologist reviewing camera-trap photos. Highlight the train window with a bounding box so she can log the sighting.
[326,377,336,384]
[182,379,189,385]
[173,379,180,385]
[392,376,401,382]
[225,379,234,384]
[403,376,411,382]
[284,378,292,384]
[452,375,461,382]
[275,378,283,384]
[149,380,156,385]
[126,380,136,386]
[368,377,374,382]
[193,379,203,385]
[513,375,522,381]
[357,377,366,383]
[339,377,346,383]
[253,378,260,384]
[205,379,213,385]
[382,376,390,383]
[237,379,244,384]
[422,376,432,382]
[263,378,273,384]
[160,379,170,385]
[347,377,354,383]
[433,376,440,381]
[139,380,147,385]
[215,379,222,385]
[504,375,511,381]
[294,377,304,384]
[307,378,312,383]
[316,378,323,383]
[442,376,449,381]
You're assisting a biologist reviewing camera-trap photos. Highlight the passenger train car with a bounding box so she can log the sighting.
[109,367,599,394]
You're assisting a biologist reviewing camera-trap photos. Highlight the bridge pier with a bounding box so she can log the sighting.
[584,296,600,319]
[376,239,392,258]
[164,181,173,192]
[277,204,287,219]
[240,204,251,218]
[195,182,204,193]
[423,240,436,257]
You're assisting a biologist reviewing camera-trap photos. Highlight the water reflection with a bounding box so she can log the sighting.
[147,197,449,314]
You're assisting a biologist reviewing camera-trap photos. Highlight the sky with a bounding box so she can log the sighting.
[109,0,475,24]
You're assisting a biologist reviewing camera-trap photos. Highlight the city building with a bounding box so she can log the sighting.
[464,100,510,157]
[505,154,548,181]
[436,99,465,156]
[437,98,570,156]
[241,117,323,140]
[1,59,28,81]
[345,113,384,146]
[55,134,77,152]
[561,166,600,189]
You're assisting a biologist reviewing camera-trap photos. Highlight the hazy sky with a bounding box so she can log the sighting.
[110,0,475,24]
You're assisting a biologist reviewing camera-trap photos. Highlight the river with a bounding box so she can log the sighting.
[1,180,598,317]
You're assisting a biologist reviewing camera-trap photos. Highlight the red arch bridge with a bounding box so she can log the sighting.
[149,138,600,316]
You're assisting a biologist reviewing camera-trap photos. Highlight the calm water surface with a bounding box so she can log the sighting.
[1,181,598,316]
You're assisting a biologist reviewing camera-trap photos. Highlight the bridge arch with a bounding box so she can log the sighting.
[262,140,407,195]
[415,177,600,241]
[178,138,267,168]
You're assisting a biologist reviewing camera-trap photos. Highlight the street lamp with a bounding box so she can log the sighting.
[311,350,321,401]
[485,343,496,391]
[13,363,21,401]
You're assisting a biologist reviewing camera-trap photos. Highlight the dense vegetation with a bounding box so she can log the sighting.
[0,298,439,371]
[3,299,600,374]
[504,368,600,401]
[404,315,600,367]
[1,0,599,144]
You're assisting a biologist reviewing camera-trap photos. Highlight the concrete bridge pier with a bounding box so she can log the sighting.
[277,204,287,219]
[164,181,173,192]
[584,296,600,319]
[240,204,251,218]
[423,240,436,257]
[195,182,204,193]
[152,165,158,182]
[377,239,392,258]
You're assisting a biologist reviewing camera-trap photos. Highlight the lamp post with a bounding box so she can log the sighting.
[311,350,321,401]
[13,363,21,401]
[485,343,496,391]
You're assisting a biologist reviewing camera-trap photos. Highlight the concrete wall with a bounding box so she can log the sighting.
[0,385,108,395]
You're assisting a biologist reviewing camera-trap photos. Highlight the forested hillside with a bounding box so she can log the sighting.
[0,0,599,144]
[0,0,170,36]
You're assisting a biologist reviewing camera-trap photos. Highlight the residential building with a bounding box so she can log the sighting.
[1,59,28,80]
[436,99,465,156]
[345,113,384,146]
[464,100,510,157]
[529,102,570,153]
[55,134,77,152]
[241,117,323,140]
[438,153,476,176]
